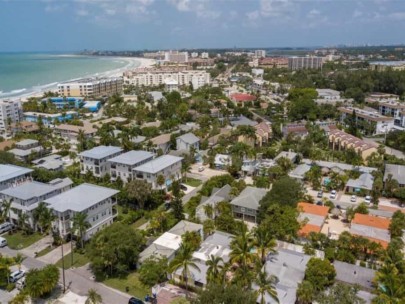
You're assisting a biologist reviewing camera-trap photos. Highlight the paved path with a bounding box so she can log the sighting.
[20,235,52,258]
[38,242,72,264]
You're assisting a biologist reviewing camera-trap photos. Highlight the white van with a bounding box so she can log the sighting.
[0,237,7,248]
[0,222,13,234]
[9,270,25,283]
[16,277,26,290]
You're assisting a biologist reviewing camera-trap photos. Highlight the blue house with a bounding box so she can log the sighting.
[83,101,101,112]
[42,97,84,109]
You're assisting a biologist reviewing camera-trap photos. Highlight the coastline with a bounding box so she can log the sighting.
[1,56,155,101]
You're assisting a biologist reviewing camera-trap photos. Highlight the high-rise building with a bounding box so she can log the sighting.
[201,52,209,59]
[164,51,189,63]
[58,77,123,97]
[191,52,199,58]
[0,99,23,137]
[288,56,323,70]
[254,50,266,58]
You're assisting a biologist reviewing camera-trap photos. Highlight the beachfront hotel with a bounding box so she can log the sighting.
[58,77,123,97]
[0,99,23,137]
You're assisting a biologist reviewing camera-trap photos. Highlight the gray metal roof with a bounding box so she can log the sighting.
[168,220,202,236]
[275,151,298,161]
[384,164,405,185]
[230,186,267,210]
[177,133,199,145]
[0,165,33,183]
[334,261,375,289]
[44,183,119,212]
[298,213,325,227]
[289,163,311,179]
[79,146,123,159]
[9,146,43,157]
[230,115,257,127]
[196,185,232,221]
[133,155,183,174]
[108,150,154,166]
[131,136,146,144]
[350,224,390,243]
[302,159,376,174]
[346,173,374,191]
[17,139,38,146]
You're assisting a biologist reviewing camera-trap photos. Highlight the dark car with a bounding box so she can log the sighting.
[317,191,323,198]
[316,201,323,206]
[180,184,187,191]
[128,297,144,304]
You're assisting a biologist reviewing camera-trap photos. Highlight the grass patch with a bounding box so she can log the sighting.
[184,178,202,187]
[55,251,90,268]
[35,246,53,257]
[132,217,148,229]
[4,231,44,250]
[103,272,149,299]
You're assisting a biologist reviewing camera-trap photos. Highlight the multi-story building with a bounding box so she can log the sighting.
[58,77,123,97]
[375,100,405,128]
[259,57,288,69]
[254,50,266,58]
[24,111,78,126]
[0,178,73,228]
[133,155,183,190]
[191,52,199,58]
[369,61,405,72]
[125,70,210,88]
[44,183,119,240]
[9,139,45,162]
[0,164,33,191]
[201,52,209,59]
[0,99,23,137]
[108,151,154,183]
[230,186,268,223]
[288,56,323,70]
[338,106,395,135]
[164,51,188,63]
[41,97,84,109]
[54,122,97,142]
[79,146,123,177]
[176,133,200,151]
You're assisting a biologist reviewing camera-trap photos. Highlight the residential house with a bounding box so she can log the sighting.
[346,173,374,194]
[10,121,39,136]
[149,133,172,154]
[384,164,405,188]
[214,154,231,170]
[0,178,73,228]
[230,93,256,105]
[176,133,200,151]
[230,186,268,223]
[298,202,329,236]
[108,151,154,183]
[274,151,299,163]
[334,261,375,291]
[133,155,183,190]
[32,154,64,171]
[54,122,97,142]
[350,213,391,248]
[79,146,123,178]
[229,115,257,127]
[44,183,119,240]
[9,139,45,162]
[0,164,33,191]
[195,185,232,222]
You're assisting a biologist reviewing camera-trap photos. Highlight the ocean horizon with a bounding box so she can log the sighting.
[0,52,138,98]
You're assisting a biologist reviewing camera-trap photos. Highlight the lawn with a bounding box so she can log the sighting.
[4,232,44,250]
[184,177,202,187]
[35,245,53,257]
[103,272,149,299]
[132,217,148,229]
[55,251,90,268]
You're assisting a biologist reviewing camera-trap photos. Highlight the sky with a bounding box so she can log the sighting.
[1,0,405,52]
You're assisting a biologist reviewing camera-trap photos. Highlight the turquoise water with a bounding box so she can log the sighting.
[0,53,135,97]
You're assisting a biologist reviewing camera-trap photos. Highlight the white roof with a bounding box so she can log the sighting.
[153,232,182,250]
[134,155,183,174]
[0,165,33,183]
[108,150,153,166]
[79,146,123,159]
[44,183,119,212]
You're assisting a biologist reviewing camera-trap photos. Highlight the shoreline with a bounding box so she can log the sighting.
[0,56,156,101]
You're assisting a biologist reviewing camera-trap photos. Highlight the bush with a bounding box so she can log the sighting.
[6,283,15,292]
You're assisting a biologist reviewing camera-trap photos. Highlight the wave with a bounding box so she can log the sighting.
[33,82,58,90]
[0,88,27,98]
[11,88,26,94]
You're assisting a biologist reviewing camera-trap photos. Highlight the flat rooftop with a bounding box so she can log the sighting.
[108,150,154,166]
[0,165,33,183]
[134,155,183,174]
[44,183,119,212]
[1,179,72,200]
[338,107,394,122]
[79,145,123,159]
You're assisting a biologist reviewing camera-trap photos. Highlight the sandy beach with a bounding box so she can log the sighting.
[13,56,155,101]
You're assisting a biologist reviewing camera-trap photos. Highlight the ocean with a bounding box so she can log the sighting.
[0,53,138,98]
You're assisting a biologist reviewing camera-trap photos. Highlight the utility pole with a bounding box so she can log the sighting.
[60,232,66,293]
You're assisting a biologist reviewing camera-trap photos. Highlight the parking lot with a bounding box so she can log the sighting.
[190,164,229,179]
[306,188,369,209]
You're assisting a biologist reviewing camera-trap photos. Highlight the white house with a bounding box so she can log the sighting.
[79,146,123,177]
[133,155,183,190]
[108,150,154,183]
[176,133,200,151]
[44,183,119,240]
[0,164,33,191]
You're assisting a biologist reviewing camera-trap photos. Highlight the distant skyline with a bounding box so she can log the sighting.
[1,0,405,52]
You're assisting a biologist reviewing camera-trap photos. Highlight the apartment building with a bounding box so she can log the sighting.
[133,155,183,190]
[125,70,210,89]
[79,146,123,177]
[254,50,266,58]
[44,183,119,240]
[338,106,395,135]
[58,77,123,97]
[108,150,154,183]
[0,164,33,191]
[288,56,323,70]
[0,99,23,137]
[0,178,73,228]
[375,100,405,128]
[9,139,45,162]
[164,51,188,63]
[259,57,288,69]
[41,97,84,109]
[24,111,78,126]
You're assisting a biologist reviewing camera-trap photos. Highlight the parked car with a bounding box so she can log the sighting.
[198,166,205,172]
[316,201,323,206]
[0,236,7,248]
[180,184,187,191]
[317,191,323,198]
[128,297,144,304]
[329,190,337,200]
[0,222,14,234]
[364,196,371,204]
[16,278,25,290]
[9,270,25,283]
[350,195,357,202]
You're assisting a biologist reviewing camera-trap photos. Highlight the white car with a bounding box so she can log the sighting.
[364,196,371,204]
[0,237,7,248]
[198,166,205,172]
[329,190,337,200]
[350,195,357,202]
[9,270,25,283]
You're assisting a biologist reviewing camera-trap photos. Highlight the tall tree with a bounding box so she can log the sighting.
[252,227,276,265]
[72,212,91,249]
[125,179,152,209]
[255,268,279,304]
[1,198,13,224]
[205,255,224,285]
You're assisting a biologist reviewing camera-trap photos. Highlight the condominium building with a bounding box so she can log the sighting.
[164,51,188,63]
[338,107,395,135]
[376,100,405,128]
[58,77,123,97]
[288,56,323,70]
[0,178,73,228]
[24,111,78,126]
[369,61,405,72]
[0,164,33,191]
[125,70,210,89]
[44,183,119,240]
[0,99,23,137]
[254,50,266,58]
[9,139,45,162]
[133,155,183,190]
[201,52,209,59]
[108,150,154,183]
[79,146,123,177]
[259,57,288,69]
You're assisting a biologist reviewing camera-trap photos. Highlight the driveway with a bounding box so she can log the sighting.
[190,164,228,179]
[20,235,52,258]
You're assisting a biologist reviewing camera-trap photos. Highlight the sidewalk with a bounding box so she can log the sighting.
[20,234,52,258]
[38,242,72,264]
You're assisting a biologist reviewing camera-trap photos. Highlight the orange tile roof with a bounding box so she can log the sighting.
[298,202,329,217]
[299,224,322,236]
[352,213,391,230]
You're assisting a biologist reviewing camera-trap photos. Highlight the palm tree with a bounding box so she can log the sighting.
[181,161,192,182]
[14,253,24,271]
[85,288,103,304]
[33,202,55,234]
[17,212,30,235]
[77,129,86,152]
[205,254,224,284]
[1,198,13,224]
[72,212,91,249]
[170,243,200,297]
[230,226,255,270]
[203,204,214,220]
[255,268,279,304]
[252,227,276,265]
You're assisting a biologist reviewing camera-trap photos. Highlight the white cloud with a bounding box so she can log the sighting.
[168,0,191,12]
[247,10,260,21]
[353,10,363,18]
[260,0,294,18]
[389,12,405,20]
[307,9,320,18]
[76,9,89,16]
